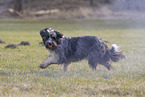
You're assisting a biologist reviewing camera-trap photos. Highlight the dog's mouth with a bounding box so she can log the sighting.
[45,44,53,49]
[45,41,58,50]
[48,44,53,48]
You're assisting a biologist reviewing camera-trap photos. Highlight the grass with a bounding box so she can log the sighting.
[0,19,145,97]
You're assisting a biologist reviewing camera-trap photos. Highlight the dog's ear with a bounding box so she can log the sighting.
[40,27,51,36]
[40,30,46,38]
[55,30,63,38]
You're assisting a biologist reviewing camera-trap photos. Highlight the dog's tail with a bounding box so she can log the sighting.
[108,44,125,62]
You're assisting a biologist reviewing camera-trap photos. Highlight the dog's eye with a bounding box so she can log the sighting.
[46,35,49,38]
[51,35,56,39]
[43,36,49,40]
[52,36,55,39]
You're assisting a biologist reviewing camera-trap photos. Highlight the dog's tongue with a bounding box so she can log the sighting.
[48,45,53,48]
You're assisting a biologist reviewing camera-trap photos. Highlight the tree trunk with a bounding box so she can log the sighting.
[14,0,22,12]
[90,0,93,6]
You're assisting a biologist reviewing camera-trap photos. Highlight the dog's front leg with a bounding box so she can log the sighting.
[40,56,58,69]
[61,63,70,72]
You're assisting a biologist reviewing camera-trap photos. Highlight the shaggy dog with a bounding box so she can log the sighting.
[39,27,124,72]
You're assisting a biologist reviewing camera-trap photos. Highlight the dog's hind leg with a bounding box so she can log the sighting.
[88,57,98,70]
[89,63,98,70]
[61,63,70,72]
[103,62,112,71]
[88,52,99,70]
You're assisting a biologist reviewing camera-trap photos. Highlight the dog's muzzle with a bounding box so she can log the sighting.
[45,42,53,48]
[45,41,57,50]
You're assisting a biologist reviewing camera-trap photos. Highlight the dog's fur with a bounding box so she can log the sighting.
[39,27,125,72]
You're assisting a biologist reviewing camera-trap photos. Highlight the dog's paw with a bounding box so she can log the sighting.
[39,64,47,69]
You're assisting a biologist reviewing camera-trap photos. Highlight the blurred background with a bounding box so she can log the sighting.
[0,0,145,20]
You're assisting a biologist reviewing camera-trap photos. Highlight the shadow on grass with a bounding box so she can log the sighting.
[35,67,113,79]
[0,70,9,77]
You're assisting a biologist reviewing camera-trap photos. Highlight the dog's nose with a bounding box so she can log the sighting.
[48,42,52,45]
[46,40,53,46]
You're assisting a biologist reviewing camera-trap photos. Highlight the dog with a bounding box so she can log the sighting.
[39,27,125,72]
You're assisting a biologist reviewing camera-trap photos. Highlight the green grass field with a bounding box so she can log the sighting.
[0,19,145,97]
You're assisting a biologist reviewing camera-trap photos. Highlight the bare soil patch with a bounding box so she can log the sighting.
[5,44,20,49]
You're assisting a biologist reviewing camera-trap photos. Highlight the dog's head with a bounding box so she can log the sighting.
[40,27,63,50]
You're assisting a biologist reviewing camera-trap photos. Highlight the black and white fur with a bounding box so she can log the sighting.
[40,27,125,72]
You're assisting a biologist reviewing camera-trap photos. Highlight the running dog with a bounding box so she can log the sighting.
[39,27,124,72]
